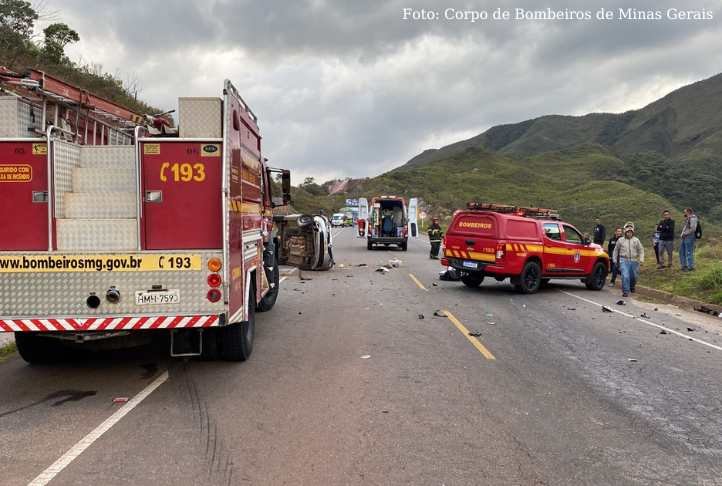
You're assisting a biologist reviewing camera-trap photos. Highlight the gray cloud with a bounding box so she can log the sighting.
[45,0,722,182]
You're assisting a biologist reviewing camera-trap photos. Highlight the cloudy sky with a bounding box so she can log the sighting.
[41,0,722,183]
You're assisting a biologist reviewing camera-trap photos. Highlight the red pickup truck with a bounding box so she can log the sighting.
[442,203,609,293]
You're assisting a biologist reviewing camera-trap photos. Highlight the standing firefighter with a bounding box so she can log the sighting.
[428,217,443,259]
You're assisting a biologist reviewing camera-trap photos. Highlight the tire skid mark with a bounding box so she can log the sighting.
[175,362,236,486]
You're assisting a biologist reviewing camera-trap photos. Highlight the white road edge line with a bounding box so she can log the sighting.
[279,276,288,284]
[28,371,169,486]
[560,290,722,353]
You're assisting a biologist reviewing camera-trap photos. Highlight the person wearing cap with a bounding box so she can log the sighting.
[612,222,645,297]
[427,217,443,259]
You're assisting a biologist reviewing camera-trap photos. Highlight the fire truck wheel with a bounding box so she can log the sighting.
[221,284,255,361]
[14,333,63,364]
[515,261,542,294]
[257,246,280,312]
[201,328,220,360]
[585,261,608,291]
[461,273,484,288]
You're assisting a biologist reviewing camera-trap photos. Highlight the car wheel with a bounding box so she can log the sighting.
[461,273,484,288]
[515,261,542,294]
[585,261,608,290]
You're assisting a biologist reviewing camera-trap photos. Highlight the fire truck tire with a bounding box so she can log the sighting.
[14,333,63,364]
[461,273,484,288]
[221,283,255,361]
[585,261,608,290]
[514,261,542,294]
[201,328,220,360]
[257,246,280,312]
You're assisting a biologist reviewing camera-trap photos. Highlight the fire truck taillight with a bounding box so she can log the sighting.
[208,258,222,272]
[207,289,222,303]
[495,243,505,260]
[207,273,222,288]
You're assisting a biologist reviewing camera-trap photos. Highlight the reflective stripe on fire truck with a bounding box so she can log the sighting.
[0,315,219,332]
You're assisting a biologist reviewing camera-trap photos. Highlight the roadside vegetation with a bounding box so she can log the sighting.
[0,341,16,362]
[0,0,161,114]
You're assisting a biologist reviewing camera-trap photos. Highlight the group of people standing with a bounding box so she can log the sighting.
[599,208,701,298]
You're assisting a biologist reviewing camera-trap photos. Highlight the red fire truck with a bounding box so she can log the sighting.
[442,203,609,293]
[0,68,291,362]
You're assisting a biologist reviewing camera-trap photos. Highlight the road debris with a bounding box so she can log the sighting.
[356,263,368,267]
[112,397,129,404]
[565,307,576,311]
[376,267,389,273]
[388,258,402,268]
[602,306,613,313]
[616,300,625,305]
[628,358,638,363]
[488,322,496,325]
[659,330,668,335]
[432,282,438,287]
[640,313,650,319]
[418,314,425,320]
[468,331,482,337]
[433,310,446,317]
[439,268,460,281]
[360,355,371,359]
[687,327,695,332]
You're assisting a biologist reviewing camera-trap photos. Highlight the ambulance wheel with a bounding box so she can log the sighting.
[221,284,255,361]
[461,273,484,288]
[15,333,63,364]
[257,246,280,312]
[515,261,542,294]
[585,262,608,291]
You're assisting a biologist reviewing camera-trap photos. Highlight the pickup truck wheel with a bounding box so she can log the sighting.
[461,273,484,288]
[585,261,608,290]
[221,283,255,361]
[257,246,280,312]
[14,333,63,364]
[516,261,542,294]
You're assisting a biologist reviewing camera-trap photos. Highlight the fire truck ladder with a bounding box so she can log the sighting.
[1,67,143,251]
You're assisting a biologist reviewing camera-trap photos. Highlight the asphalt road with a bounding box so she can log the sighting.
[2,227,722,485]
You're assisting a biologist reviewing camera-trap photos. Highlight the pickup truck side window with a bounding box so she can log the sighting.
[563,224,583,244]
[543,223,561,241]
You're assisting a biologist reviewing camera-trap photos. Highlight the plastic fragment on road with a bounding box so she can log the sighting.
[687,327,695,332]
[360,355,371,359]
[376,267,389,273]
[616,300,626,305]
[388,258,402,268]
[602,306,613,313]
[488,321,496,325]
[659,329,668,335]
[357,263,368,267]
[628,358,638,362]
[433,310,446,317]
[432,282,438,286]
[113,397,129,404]
[640,313,650,319]
[418,314,424,320]
[468,331,482,337]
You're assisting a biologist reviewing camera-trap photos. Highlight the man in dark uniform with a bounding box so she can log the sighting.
[428,217,443,259]
[592,217,606,246]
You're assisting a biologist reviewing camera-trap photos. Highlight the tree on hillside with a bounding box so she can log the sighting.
[0,0,39,65]
[300,176,325,196]
[41,22,79,64]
